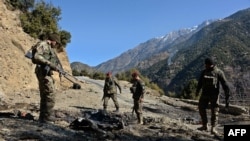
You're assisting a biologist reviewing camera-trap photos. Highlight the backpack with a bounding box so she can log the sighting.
[24,42,40,64]
[202,68,219,89]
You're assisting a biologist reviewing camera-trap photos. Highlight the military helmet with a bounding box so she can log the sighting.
[131,71,139,77]
[106,72,112,76]
[205,58,214,65]
[48,33,61,44]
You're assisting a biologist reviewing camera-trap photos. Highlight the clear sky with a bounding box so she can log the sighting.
[44,0,250,67]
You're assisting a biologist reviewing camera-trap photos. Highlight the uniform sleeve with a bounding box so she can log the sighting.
[103,79,107,92]
[196,70,204,94]
[218,70,230,97]
[139,80,145,98]
[114,77,122,92]
[33,42,50,65]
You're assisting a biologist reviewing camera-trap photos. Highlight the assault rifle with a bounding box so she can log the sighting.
[49,49,83,89]
[45,65,83,89]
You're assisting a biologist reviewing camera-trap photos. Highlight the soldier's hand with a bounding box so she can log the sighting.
[139,98,143,103]
[120,90,122,94]
[49,63,59,71]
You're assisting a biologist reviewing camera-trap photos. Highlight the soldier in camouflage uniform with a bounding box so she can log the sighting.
[130,72,145,124]
[196,58,230,134]
[103,72,122,113]
[33,33,61,123]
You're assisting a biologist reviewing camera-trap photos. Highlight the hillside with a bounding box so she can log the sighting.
[92,7,249,100]
[73,8,250,101]
[144,8,250,98]
[93,21,211,74]
[0,0,72,96]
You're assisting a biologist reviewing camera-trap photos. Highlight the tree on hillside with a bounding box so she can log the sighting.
[7,0,35,12]
[18,0,71,47]
[180,79,198,99]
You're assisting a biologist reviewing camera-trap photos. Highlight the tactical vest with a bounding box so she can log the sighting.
[202,68,219,89]
[105,77,116,94]
[30,41,57,65]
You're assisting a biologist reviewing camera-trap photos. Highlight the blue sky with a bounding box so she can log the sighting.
[44,0,250,67]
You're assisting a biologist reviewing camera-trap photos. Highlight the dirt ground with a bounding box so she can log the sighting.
[1,76,249,141]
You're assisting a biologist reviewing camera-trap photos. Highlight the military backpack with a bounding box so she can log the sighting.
[24,42,41,64]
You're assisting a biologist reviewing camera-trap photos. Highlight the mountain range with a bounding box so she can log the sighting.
[71,8,250,101]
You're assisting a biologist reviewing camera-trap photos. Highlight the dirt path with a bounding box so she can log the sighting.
[1,77,249,141]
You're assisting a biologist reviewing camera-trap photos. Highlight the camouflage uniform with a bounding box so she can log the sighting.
[196,58,230,133]
[103,75,121,112]
[131,74,145,124]
[33,38,60,123]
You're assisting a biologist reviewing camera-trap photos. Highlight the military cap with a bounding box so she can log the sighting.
[48,33,61,44]
[131,71,139,77]
[106,72,112,76]
[205,58,214,65]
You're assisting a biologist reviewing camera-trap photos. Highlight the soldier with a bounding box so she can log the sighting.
[33,33,61,123]
[103,72,122,113]
[196,58,230,134]
[130,71,145,124]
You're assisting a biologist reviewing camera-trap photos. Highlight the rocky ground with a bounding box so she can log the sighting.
[0,76,249,141]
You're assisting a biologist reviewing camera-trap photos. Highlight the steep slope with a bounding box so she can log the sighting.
[144,8,250,98]
[70,8,250,102]
[94,21,213,74]
[70,61,96,74]
[0,0,72,96]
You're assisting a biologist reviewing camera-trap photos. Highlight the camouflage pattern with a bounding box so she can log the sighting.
[196,65,230,127]
[103,76,121,110]
[131,79,145,124]
[33,41,58,66]
[33,40,58,122]
[36,68,55,122]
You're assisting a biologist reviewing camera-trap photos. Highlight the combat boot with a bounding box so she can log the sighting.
[197,124,208,131]
[211,126,218,135]
[103,107,108,114]
[137,115,143,125]
[114,107,119,113]
[39,116,56,124]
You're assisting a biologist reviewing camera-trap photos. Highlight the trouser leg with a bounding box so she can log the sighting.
[111,93,119,111]
[38,76,55,122]
[198,96,209,126]
[134,99,143,124]
[103,95,110,110]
